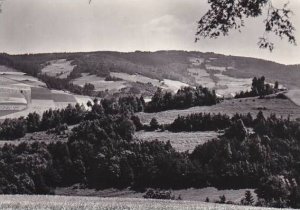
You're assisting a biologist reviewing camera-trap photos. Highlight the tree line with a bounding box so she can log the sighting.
[145,86,218,113]
[0,96,144,140]
[235,76,281,98]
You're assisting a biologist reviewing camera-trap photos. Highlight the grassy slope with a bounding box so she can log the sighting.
[135,131,218,152]
[137,97,300,124]
[0,195,289,210]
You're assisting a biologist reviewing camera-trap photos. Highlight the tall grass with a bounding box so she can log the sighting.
[0,195,291,210]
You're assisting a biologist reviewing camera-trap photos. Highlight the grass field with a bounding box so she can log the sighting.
[285,89,300,106]
[0,194,286,210]
[55,187,255,204]
[0,65,20,73]
[138,97,300,124]
[135,131,218,152]
[72,73,127,92]
[0,130,68,147]
[110,72,161,86]
[41,59,75,79]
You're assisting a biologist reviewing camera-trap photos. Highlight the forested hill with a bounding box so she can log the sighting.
[0,50,299,90]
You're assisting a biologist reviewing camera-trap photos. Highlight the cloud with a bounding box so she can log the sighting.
[145,14,192,34]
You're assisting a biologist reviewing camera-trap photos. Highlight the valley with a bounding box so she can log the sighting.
[0,51,300,209]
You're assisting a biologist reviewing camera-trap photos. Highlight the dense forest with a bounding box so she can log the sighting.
[145,86,218,112]
[0,95,300,208]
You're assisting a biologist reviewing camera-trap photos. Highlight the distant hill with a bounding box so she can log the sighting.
[0,51,299,97]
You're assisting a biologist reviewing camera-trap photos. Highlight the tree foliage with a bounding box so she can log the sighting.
[196,0,296,51]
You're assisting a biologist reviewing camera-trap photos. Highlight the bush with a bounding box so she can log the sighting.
[143,189,175,200]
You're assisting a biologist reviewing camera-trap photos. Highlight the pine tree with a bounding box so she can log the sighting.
[242,190,254,206]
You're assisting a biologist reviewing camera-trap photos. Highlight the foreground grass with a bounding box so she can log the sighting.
[0,195,292,210]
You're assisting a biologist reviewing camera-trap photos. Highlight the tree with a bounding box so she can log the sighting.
[26,112,41,133]
[241,190,255,206]
[83,83,95,95]
[219,195,226,204]
[196,0,296,51]
[150,118,159,130]
[274,81,279,89]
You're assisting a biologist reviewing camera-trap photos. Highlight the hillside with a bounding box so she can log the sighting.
[1,51,300,93]
[0,50,299,120]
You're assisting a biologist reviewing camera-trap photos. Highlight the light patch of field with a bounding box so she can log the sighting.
[0,65,20,73]
[111,72,190,93]
[42,59,75,79]
[0,194,283,210]
[0,76,18,86]
[0,72,26,75]
[0,131,69,147]
[161,79,189,92]
[55,186,256,204]
[54,102,74,109]
[51,93,76,103]
[187,64,252,97]
[190,57,204,66]
[214,74,252,97]
[285,89,300,106]
[0,86,88,119]
[74,95,93,109]
[0,86,29,112]
[138,98,300,124]
[174,187,256,203]
[0,99,56,119]
[135,131,218,152]
[0,74,46,88]
[0,97,26,104]
[111,72,161,86]
[206,64,226,72]
[72,73,127,91]
[188,68,215,89]
[0,105,27,112]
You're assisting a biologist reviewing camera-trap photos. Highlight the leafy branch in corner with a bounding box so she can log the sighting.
[195,0,296,51]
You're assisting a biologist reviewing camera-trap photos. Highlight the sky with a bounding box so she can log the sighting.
[0,0,299,65]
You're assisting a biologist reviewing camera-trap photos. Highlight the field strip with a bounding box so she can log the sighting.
[285,89,300,107]
[0,195,291,210]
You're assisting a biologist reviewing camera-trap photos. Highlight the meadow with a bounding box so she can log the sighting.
[137,97,300,124]
[41,59,75,79]
[135,131,218,152]
[285,89,300,106]
[72,73,127,92]
[0,195,288,210]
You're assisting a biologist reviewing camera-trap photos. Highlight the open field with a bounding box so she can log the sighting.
[0,131,68,147]
[285,89,300,106]
[0,74,45,88]
[187,66,252,97]
[55,187,255,203]
[72,73,127,91]
[138,97,300,124]
[0,86,92,119]
[214,74,252,97]
[135,131,218,152]
[0,65,20,73]
[0,194,284,210]
[0,91,93,119]
[111,72,161,86]
[161,79,189,92]
[75,72,190,93]
[41,59,75,78]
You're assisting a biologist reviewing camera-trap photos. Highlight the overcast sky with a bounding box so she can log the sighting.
[0,0,299,64]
